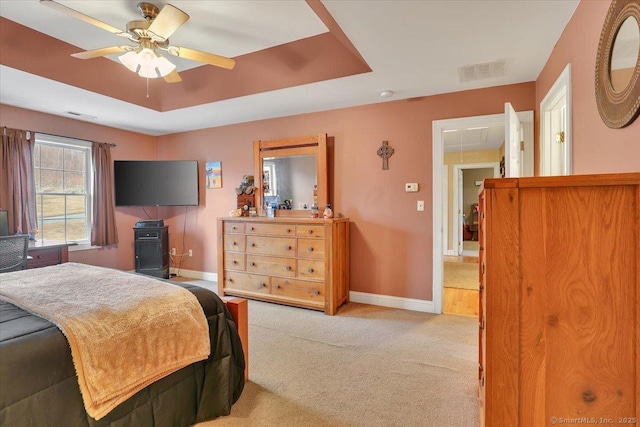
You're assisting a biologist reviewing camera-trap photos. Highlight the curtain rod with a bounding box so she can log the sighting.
[3,128,116,147]
[36,131,117,147]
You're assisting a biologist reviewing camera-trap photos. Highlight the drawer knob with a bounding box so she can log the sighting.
[232,260,237,264]
[286,266,292,271]
[227,278,233,283]
[308,229,313,234]
[286,228,291,233]
[250,262,255,267]
[274,284,281,289]
[259,282,267,288]
[250,242,256,247]
[232,226,237,230]
[313,289,320,296]
[286,245,291,250]
[232,241,237,246]
[250,227,255,231]
[308,268,314,273]
[308,247,314,252]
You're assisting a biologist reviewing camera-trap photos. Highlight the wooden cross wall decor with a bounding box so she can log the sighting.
[377,140,394,170]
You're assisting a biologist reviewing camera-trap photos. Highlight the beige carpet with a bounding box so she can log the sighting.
[443,262,479,290]
[196,298,480,427]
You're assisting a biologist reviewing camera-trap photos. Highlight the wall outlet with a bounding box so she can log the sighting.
[188,249,193,257]
[417,200,425,211]
[405,183,419,192]
[171,248,176,255]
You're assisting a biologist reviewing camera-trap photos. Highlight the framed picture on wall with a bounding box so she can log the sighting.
[206,161,222,189]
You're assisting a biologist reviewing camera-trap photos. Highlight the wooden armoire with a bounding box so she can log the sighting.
[478,173,640,426]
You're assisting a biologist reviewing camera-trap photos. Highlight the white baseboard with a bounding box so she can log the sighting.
[167,270,434,313]
[349,291,435,313]
[170,268,218,283]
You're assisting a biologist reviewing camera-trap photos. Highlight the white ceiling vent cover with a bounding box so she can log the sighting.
[66,111,97,120]
[459,59,508,83]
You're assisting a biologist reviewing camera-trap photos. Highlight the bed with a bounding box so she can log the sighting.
[0,263,247,427]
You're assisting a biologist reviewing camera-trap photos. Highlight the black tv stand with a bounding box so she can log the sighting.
[133,225,169,279]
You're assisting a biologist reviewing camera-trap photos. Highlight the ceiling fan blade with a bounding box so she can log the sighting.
[71,46,130,60]
[148,4,189,41]
[164,70,182,83]
[167,46,236,70]
[39,0,129,39]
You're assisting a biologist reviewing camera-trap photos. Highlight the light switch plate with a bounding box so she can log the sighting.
[405,183,419,192]
[417,200,425,211]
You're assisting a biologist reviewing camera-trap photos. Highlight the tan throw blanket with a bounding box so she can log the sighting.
[0,262,210,420]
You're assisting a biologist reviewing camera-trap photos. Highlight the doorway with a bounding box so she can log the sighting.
[452,163,499,257]
[541,63,572,176]
[432,110,533,314]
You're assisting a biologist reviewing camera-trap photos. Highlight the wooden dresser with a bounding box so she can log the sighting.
[478,173,640,426]
[217,217,349,315]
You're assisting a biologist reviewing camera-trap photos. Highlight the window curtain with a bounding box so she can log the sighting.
[91,142,118,246]
[0,127,37,234]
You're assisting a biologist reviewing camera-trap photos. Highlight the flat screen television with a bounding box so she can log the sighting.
[114,160,199,206]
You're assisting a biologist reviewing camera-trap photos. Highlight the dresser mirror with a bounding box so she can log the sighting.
[595,0,640,128]
[254,134,328,217]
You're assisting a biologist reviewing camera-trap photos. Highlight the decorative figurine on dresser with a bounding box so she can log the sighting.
[217,134,349,315]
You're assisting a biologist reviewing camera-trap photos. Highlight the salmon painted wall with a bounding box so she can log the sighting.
[0,104,157,270]
[536,0,640,173]
[157,82,535,301]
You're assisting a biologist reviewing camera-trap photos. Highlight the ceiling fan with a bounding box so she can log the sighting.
[40,0,236,83]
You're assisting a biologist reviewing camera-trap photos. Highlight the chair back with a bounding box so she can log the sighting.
[0,235,29,273]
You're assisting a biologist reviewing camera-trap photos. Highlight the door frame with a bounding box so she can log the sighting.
[540,63,572,176]
[431,111,533,314]
[452,163,500,256]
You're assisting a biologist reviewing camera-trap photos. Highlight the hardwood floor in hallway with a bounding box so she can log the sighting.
[443,253,479,317]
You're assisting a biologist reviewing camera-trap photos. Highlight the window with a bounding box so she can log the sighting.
[33,134,92,244]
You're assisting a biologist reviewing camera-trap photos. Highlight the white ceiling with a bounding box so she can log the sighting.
[443,125,505,153]
[0,0,580,136]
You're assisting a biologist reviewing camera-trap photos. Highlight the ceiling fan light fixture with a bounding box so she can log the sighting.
[138,59,159,79]
[118,47,177,79]
[118,51,140,73]
[155,54,176,76]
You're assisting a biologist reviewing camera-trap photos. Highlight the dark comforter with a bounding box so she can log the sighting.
[0,282,244,427]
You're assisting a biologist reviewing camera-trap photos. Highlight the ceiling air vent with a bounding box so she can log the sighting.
[66,111,97,120]
[459,59,508,83]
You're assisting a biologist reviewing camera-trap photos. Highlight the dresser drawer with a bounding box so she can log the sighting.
[27,247,63,268]
[271,277,325,305]
[246,222,295,236]
[297,259,324,280]
[224,252,245,270]
[223,271,270,294]
[296,224,325,238]
[246,236,296,257]
[224,234,246,252]
[297,238,324,259]
[224,222,245,234]
[246,254,296,277]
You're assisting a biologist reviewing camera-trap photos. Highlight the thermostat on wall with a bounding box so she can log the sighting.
[405,183,419,192]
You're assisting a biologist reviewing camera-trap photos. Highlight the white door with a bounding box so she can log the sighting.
[550,104,567,175]
[504,102,522,178]
[541,64,572,176]
[457,168,464,255]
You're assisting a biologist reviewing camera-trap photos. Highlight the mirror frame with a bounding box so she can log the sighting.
[595,0,640,129]
[254,133,328,217]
